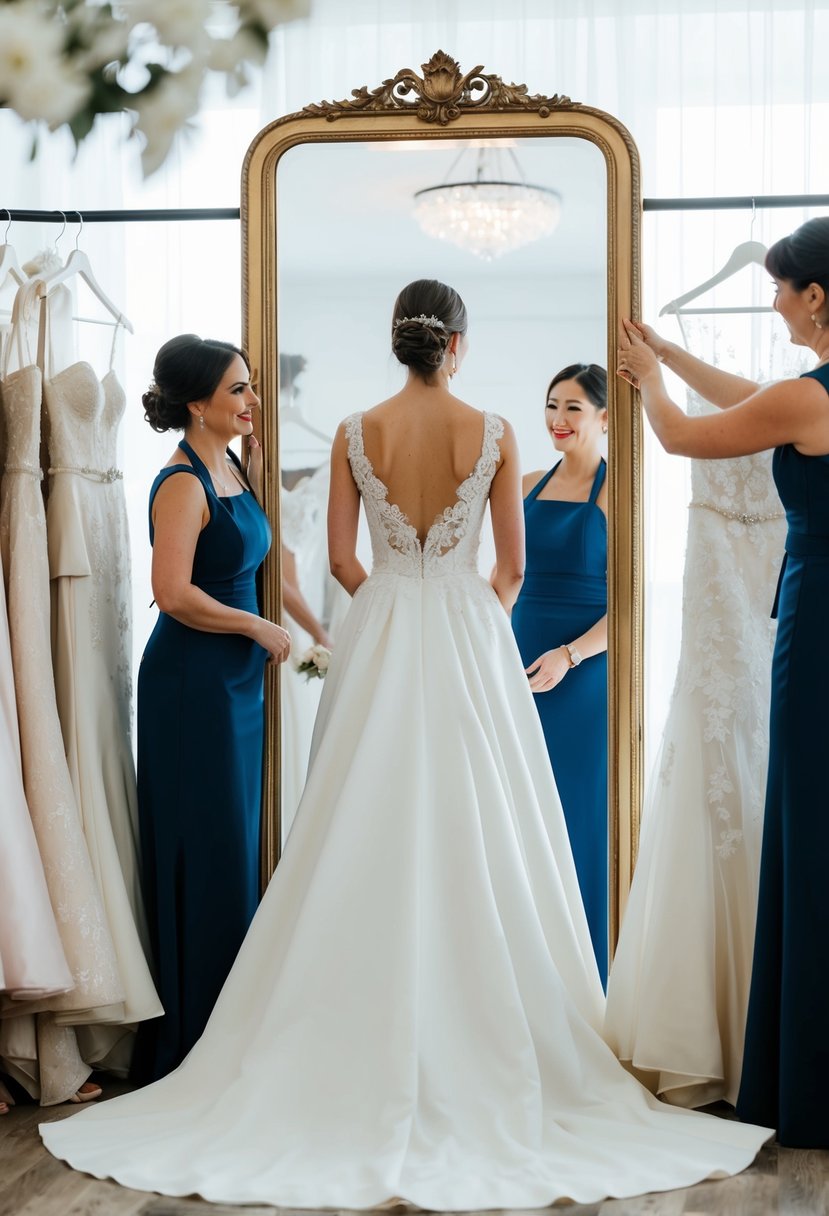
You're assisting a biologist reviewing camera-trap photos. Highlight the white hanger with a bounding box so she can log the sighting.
[279,400,333,446]
[0,210,26,293]
[29,215,133,333]
[659,240,772,316]
[0,246,26,292]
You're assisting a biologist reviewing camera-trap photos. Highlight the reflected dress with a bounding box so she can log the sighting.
[130,439,271,1082]
[511,459,608,983]
[40,413,770,1209]
[737,363,829,1145]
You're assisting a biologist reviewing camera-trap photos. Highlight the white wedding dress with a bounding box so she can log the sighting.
[42,410,771,1209]
[605,398,785,1105]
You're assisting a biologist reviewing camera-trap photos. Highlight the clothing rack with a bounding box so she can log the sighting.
[1,208,241,223]
[3,195,829,224]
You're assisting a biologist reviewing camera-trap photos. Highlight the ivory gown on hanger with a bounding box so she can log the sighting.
[605,393,786,1106]
[0,476,73,1005]
[0,270,73,1005]
[0,284,124,1103]
[40,304,162,1069]
[42,410,770,1208]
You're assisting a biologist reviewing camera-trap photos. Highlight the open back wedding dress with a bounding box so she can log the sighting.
[42,409,770,1209]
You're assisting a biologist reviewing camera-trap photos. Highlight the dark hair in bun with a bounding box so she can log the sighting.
[142,334,249,433]
[546,363,607,411]
[765,218,829,314]
[391,279,468,379]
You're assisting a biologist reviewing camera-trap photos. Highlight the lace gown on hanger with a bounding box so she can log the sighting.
[43,331,162,1064]
[605,394,785,1106]
[0,285,124,1103]
[41,410,770,1209]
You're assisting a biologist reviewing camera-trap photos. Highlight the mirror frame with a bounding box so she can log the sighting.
[242,51,643,948]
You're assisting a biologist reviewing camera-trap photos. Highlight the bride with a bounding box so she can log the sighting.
[41,279,771,1210]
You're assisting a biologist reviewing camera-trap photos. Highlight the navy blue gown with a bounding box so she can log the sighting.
[511,460,608,984]
[131,439,271,1083]
[737,364,829,1145]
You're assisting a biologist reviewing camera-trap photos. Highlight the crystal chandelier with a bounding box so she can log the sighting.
[413,147,561,261]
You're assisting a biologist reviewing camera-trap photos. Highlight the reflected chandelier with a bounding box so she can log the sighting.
[413,147,561,261]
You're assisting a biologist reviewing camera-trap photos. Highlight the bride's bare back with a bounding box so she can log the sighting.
[361,389,488,544]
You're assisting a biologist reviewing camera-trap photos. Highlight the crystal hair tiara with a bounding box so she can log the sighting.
[393,314,446,330]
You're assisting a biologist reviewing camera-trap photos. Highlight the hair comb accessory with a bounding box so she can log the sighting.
[394,314,446,330]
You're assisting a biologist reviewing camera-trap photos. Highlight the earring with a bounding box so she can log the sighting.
[602,425,608,434]
[450,352,457,378]
[199,414,205,429]
[812,314,825,330]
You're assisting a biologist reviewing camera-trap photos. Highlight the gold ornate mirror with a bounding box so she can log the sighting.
[242,52,642,949]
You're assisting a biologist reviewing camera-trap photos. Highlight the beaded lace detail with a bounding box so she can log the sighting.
[344,411,504,578]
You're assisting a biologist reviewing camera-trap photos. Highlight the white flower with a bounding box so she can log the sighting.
[133,67,203,176]
[0,4,90,128]
[311,644,331,672]
[8,60,90,126]
[0,4,89,125]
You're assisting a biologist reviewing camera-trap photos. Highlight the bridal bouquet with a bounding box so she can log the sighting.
[0,0,309,175]
[295,643,331,682]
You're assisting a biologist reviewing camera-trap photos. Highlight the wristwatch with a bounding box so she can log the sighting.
[563,643,583,668]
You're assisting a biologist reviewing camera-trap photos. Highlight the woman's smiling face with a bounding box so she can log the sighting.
[545,377,607,454]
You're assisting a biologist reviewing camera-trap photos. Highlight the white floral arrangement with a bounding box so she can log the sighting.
[295,643,331,681]
[0,0,309,175]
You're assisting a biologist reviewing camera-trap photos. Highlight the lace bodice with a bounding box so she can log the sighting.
[688,394,783,525]
[345,410,504,578]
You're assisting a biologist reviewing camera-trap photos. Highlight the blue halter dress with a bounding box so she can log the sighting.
[511,460,608,984]
[131,439,271,1082]
[737,363,829,1144]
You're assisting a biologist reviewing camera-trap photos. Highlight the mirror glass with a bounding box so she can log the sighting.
[275,133,611,966]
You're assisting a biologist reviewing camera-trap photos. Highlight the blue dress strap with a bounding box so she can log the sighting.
[525,464,559,502]
[588,459,607,505]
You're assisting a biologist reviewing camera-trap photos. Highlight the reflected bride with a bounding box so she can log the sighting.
[41,279,771,1211]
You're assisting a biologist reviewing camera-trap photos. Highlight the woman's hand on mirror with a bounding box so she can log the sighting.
[617,320,661,390]
[247,434,264,501]
[254,618,292,665]
[525,647,570,693]
[628,320,674,363]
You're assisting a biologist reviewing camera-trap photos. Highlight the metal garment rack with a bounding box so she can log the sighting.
[2,194,829,224]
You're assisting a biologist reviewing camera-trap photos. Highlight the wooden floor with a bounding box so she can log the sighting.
[3,1088,829,1215]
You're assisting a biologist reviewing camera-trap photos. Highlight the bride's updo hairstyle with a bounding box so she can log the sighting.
[143,334,250,433]
[391,279,468,378]
[765,217,829,316]
[547,363,607,410]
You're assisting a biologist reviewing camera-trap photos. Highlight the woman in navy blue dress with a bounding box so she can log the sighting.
[131,335,291,1083]
[511,364,609,984]
[618,217,829,1145]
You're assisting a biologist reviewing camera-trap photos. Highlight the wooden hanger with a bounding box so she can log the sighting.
[659,240,772,316]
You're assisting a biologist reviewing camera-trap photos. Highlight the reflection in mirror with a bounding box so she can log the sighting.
[275,135,609,966]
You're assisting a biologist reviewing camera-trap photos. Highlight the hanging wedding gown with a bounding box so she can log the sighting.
[42,410,770,1208]
[0,275,73,1005]
[0,480,72,1004]
[42,311,162,1066]
[0,284,123,1102]
[280,461,350,842]
[605,393,786,1105]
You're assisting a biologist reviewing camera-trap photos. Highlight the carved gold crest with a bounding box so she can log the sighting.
[302,50,579,125]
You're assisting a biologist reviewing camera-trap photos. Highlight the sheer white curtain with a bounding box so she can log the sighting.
[2,0,829,730]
